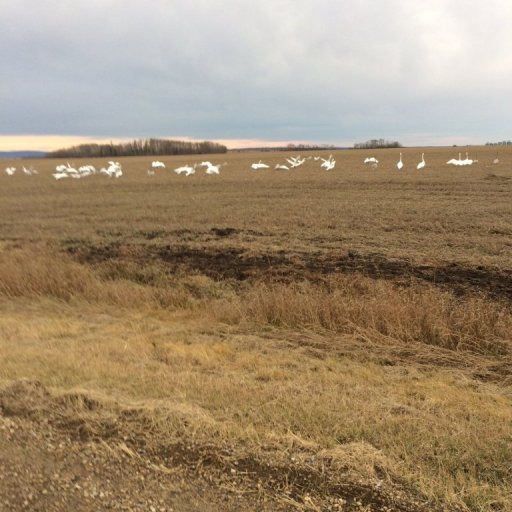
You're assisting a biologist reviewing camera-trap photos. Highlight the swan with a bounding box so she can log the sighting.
[417,153,425,170]
[201,161,226,175]
[396,153,403,170]
[447,153,462,165]
[5,167,16,175]
[98,161,122,178]
[250,160,269,170]
[152,161,165,168]
[174,164,197,176]
[23,166,38,175]
[286,156,305,168]
[320,155,336,170]
[78,165,95,177]
[275,164,290,170]
[64,164,79,175]
[461,152,473,166]
[364,157,378,164]
[52,172,69,180]
[107,161,123,178]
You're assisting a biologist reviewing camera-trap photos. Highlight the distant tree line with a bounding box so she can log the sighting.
[284,143,337,151]
[353,138,402,149]
[485,140,512,146]
[233,143,339,153]
[46,138,227,158]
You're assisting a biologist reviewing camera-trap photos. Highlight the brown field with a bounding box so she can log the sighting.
[1,146,511,511]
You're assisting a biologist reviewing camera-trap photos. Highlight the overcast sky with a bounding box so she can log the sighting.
[1,0,512,150]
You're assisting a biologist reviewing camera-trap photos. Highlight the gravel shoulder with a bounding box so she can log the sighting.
[0,380,448,512]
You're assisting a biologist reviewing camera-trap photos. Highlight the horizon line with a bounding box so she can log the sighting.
[0,134,491,152]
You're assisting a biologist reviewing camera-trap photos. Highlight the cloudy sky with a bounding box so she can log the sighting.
[1,0,511,150]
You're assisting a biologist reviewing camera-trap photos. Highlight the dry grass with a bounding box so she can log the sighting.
[0,246,191,308]
[1,293,511,510]
[1,147,511,511]
[232,279,512,355]
[1,247,510,357]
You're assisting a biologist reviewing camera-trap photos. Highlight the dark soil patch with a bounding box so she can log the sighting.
[65,241,512,301]
[155,246,512,301]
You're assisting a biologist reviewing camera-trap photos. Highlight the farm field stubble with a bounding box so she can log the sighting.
[0,146,511,511]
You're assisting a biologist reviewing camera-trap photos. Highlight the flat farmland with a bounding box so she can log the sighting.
[1,146,511,269]
[0,146,511,511]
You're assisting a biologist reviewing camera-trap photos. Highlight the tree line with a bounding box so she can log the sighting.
[46,138,227,158]
[485,140,512,146]
[232,143,339,153]
[353,138,402,149]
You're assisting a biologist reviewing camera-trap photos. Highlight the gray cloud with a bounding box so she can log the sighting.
[2,0,512,145]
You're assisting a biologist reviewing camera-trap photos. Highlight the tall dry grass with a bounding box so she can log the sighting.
[0,247,190,308]
[228,278,512,356]
[0,247,510,358]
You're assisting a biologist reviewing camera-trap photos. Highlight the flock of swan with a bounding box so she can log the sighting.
[446,152,479,166]
[252,154,336,171]
[2,151,501,179]
[51,161,123,180]
[4,165,39,176]
[364,151,488,170]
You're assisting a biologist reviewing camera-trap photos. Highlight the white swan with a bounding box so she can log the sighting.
[78,165,95,177]
[98,161,122,178]
[460,152,473,166]
[417,153,425,170]
[286,156,306,168]
[53,172,69,180]
[251,160,269,170]
[174,164,197,176]
[396,153,403,170]
[201,161,226,175]
[320,155,336,170]
[447,153,462,165]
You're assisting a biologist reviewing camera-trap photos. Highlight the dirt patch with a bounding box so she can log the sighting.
[210,227,240,237]
[154,246,512,300]
[0,380,452,512]
[483,173,511,181]
[307,251,512,301]
[68,241,512,301]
